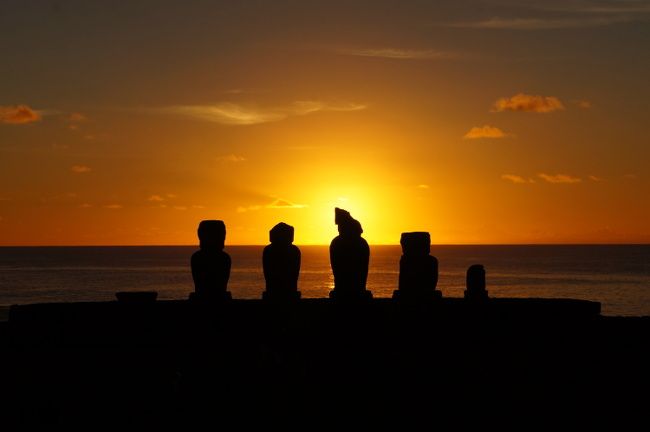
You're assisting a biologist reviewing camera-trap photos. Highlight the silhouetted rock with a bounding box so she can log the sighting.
[190,220,232,301]
[263,222,301,301]
[329,208,372,300]
[394,232,441,300]
[465,264,488,300]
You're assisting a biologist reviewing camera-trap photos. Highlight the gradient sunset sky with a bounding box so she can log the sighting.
[1,0,649,245]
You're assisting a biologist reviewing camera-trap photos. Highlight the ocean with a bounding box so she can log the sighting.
[0,245,648,318]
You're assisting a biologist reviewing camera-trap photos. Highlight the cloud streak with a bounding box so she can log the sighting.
[538,173,582,184]
[503,173,588,184]
[237,198,307,213]
[67,112,87,130]
[339,48,457,60]
[464,125,509,139]
[501,174,533,184]
[449,16,633,30]
[450,2,650,31]
[572,100,592,109]
[162,101,366,125]
[71,165,92,173]
[266,199,307,209]
[539,2,650,15]
[0,105,41,124]
[493,93,565,113]
[216,154,247,163]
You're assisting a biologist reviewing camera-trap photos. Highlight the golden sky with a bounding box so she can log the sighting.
[1,0,649,245]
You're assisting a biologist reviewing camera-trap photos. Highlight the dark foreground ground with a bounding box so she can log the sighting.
[1,297,648,428]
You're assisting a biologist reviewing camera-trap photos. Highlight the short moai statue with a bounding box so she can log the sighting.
[262,222,301,301]
[394,232,442,300]
[464,264,488,300]
[329,208,372,301]
[190,220,232,301]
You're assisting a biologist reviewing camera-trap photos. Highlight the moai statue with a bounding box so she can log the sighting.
[190,220,232,301]
[329,208,372,300]
[394,232,441,300]
[464,264,488,300]
[262,222,301,301]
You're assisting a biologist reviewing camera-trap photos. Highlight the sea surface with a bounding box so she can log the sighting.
[0,245,648,318]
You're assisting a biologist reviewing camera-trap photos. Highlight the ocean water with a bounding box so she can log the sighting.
[0,245,648,317]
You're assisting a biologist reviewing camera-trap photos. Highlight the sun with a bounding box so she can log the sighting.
[292,187,391,245]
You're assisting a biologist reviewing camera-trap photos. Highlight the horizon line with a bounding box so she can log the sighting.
[1,243,649,247]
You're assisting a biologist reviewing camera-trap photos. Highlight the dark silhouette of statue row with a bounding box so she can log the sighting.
[465,264,488,300]
[191,220,232,301]
[190,208,489,301]
[394,232,441,300]
[263,222,301,301]
[329,208,372,300]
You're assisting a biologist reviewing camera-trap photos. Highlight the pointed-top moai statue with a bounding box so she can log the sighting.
[329,208,372,300]
[394,232,441,300]
[464,264,488,300]
[262,222,301,301]
[190,220,232,301]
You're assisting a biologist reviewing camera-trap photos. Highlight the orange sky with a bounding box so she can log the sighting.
[1,1,649,245]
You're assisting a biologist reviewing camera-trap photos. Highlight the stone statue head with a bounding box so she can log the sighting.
[335,207,363,237]
[198,220,226,250]
[400,232,431,255]
[270,222,294,244]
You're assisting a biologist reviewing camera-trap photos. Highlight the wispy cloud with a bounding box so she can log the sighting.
[501,174,534,184]
[588,175,603,181]
[237,198,307,213]
[216,154,247,163]
[493,93,565,113]
[147,193,179,203]
[417,184,430,189]
[161,101,366,125]
[538,173,582,184]
[338,47,457,60]
[284,145,322,151]
[71,165,92,173]
[68,112,87,122]
[572,99,592,109]
[267,199,307,209]
[450,1,650,31]
[464,125,510,139]
[67,112,87,130]
[539,2,650,15]
[237,205,262,213]
[0,105,41,124]
[104,204,123,209]
[449,16,632,30]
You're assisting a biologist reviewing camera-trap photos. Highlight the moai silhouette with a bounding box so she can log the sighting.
[190,220,232,301]
[329,208,372,300]
[394,232,441,300]
[464,264,488,300]
[262,222,301,301]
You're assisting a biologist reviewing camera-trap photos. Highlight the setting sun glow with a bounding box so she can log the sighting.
[1,1,648,245]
